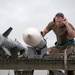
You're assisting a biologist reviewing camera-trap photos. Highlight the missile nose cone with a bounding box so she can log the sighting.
[27,34,32,38]
[23,28,41,46]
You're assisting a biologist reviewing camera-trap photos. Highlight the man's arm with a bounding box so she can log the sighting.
[41,21,54,37]
[41,28,49,37]
[63,19,75,38]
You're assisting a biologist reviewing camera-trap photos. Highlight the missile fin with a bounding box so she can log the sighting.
[3,27,13,37]
[0,46,6,58]
[2,47,11,56]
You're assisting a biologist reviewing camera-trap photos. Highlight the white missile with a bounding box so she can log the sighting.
[23,28,47,58]
[23,28,41,46]
[23,27,46,49]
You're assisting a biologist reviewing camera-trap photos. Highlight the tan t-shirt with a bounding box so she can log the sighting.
[46,21,74,44]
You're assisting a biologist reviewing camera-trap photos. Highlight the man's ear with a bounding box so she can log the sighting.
[53,17,55,22]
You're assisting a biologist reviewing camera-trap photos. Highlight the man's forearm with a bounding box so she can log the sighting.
[42,28,49,37]
[65,23,75,38]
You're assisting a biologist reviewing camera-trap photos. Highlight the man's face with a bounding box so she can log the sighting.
[55,16,64,27]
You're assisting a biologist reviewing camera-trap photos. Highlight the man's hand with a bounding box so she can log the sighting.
[63,18,68,25]
[40,31,43,36]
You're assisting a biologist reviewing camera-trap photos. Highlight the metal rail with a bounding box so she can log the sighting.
[0,54,75,70]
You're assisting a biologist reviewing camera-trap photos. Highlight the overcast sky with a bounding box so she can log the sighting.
[0,0,75,75]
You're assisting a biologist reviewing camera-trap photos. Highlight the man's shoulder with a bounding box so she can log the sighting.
[48,21,55,25]
[46,21,55,31]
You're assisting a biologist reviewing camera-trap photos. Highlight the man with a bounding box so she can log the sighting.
[41,12,75,53]
[41,12,75,75]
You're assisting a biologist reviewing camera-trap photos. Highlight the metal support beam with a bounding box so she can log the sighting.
[0,59,75,70]
[14,71,22,75]
[49,70,54,75]
[14,70,34,75]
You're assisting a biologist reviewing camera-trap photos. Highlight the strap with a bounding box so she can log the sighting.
[55,39,75,46]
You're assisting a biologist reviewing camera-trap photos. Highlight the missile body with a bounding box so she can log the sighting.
[0,27,27,59]
[23,28,47,58]
[23,28,46,49]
